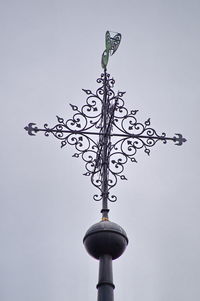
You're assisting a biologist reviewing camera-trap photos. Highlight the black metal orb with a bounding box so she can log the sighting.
[83,220,128,260]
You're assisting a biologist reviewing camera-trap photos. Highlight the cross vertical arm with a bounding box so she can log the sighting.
[101,69,110,220]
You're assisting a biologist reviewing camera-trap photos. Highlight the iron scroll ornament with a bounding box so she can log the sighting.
[25,71,186,203]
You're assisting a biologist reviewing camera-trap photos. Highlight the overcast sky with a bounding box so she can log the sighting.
[1,1,200,300]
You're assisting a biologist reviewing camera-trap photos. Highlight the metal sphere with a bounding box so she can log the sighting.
[83,220,128,260]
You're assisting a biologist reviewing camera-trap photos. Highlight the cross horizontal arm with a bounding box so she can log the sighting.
[24,122,186,146]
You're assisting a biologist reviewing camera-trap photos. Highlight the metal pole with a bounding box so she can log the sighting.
[97,254,114,301]
[101,69,110,220]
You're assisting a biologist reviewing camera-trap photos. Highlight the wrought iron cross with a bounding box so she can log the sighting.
[25,31,186,220]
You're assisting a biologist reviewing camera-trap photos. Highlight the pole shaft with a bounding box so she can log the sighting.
[97,255,114,301]
[101,69,110,219]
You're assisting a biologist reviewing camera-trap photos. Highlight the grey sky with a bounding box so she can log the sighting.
[1,0,200,300]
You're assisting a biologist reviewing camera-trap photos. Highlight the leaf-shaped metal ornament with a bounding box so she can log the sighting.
[131,157,137,163]
[101,49,109,69]
[82,89,92,95]
[83,172,91,176]
[118,91,126,97]
[61,140,67,148]
[110,32,122,55]
[72,153,80,158]
[145,148,150,156]
[70,104,78,111]
[56,116,64,124]
[105,31,112,51]
[145,118,151,126]
[120,175,127,180]
[101,31,122,69]
[131,110,139,115]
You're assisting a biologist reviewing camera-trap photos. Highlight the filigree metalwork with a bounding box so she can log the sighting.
[25,70,186,212]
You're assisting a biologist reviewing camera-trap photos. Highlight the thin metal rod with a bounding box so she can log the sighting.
[101,69,109,219]
[34,128,176,141]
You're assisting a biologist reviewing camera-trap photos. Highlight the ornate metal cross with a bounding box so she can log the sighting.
[25,31,186,220]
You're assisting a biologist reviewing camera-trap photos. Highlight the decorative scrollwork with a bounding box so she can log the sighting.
[25,71,186,205]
